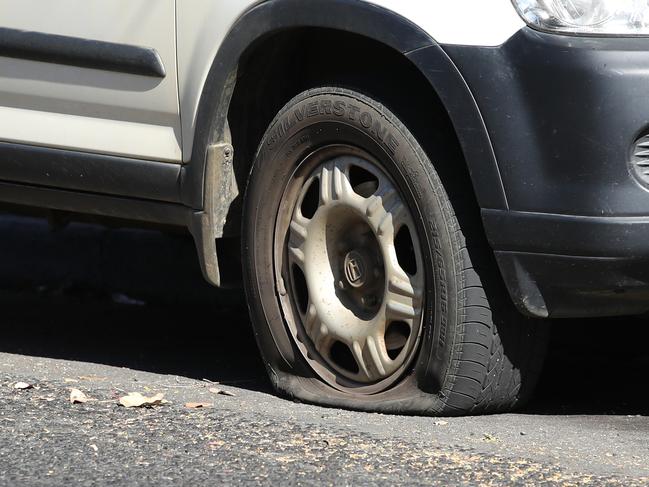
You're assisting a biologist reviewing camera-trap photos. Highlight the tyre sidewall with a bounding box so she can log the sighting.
[243,89,461,413]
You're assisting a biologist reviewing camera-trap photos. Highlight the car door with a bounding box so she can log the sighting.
[0,0,181,163]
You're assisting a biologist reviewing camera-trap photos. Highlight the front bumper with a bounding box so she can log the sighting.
[445,28,649,318]
[483,210,649,318]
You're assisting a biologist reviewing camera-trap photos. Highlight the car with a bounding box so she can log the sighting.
[2,0,644,416]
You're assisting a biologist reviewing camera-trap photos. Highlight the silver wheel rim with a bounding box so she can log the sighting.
[275,146,425,393]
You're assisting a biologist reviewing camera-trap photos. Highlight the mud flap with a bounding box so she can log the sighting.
[189,143,238,287]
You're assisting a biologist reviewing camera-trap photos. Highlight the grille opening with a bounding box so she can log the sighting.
[631,135,649,185]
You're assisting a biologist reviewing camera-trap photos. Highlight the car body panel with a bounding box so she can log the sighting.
[367,1,524,47]
[0,0,522,162]
[3,0,643,321]
[176,0,523,161]
[0,0,181,162]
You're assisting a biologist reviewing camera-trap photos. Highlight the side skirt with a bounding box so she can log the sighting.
[0,180,190,227]
[0,142,182,203]
[0,142,233,286]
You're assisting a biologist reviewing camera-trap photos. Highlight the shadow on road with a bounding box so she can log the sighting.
[0,215,268,392]
[0,215,648,415]
[531,316,649,416]
[0,288,268,392]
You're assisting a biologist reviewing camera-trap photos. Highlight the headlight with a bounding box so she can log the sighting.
[512,0,649,35]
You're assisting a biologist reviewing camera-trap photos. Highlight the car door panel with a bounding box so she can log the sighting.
[0,0,181,162]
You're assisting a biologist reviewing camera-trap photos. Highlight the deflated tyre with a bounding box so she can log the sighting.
[242,87,548,415]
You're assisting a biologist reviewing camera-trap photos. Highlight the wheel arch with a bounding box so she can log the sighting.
[179,0,507,213]
[182,0,508,287]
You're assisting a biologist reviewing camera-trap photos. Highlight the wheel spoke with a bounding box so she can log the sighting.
[287,214,309,268]
[351,340,372,380]
[366,335,389,377]
[386,298,417,320]
[365,180,410,242]
[368,179,424,314]
[377,199,408,238]
[348,334,394,382]
[385,273,423,319]
[365,186,398,221]
[319,160,355,205]
[305,304,332,352]
[332,163,351,201]
[304,304,319,335]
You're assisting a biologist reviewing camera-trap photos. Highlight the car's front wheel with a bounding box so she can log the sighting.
[242,87,548,415]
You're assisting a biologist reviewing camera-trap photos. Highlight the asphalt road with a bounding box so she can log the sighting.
[0,215,648,486]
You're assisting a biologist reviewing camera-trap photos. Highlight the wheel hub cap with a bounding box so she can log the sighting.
[277,152,425,390]
[344,250,366,288]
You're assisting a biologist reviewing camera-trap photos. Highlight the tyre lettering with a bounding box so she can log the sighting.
[359,111,372,129]
[306,101,319,118]
[333,100,346,116]
[285,98,401,157]
[347,103,360,121]
[438,273,447,349]
[319,100,333,115]
[386,133,400,156]
[372,119,386,142]
[286,134,311,157]
[268,113,297,148]
[294,105,306,122]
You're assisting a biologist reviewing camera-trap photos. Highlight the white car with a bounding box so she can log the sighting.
[1,0,643,415]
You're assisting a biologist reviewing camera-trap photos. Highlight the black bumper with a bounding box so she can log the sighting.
[444,29,649,318]
[483,210,649,318]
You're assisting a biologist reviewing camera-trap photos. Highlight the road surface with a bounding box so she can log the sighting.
[0,216,647,485]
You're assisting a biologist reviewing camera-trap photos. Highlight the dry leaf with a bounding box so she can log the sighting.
[185,402,212,409]
[69,388,90,404]
[208,387,236,397]
[118,392,165,408]
[13,382,33,390]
